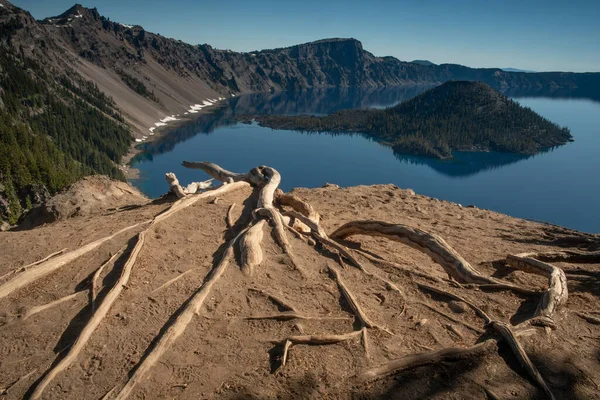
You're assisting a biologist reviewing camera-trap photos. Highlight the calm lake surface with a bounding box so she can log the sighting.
[130,87,600,233]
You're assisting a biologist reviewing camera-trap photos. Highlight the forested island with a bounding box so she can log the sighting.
[251,81,573,159]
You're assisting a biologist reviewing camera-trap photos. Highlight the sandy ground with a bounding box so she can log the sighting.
[0,179,599,399]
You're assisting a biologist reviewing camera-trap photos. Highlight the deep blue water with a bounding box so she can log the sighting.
[130,87,600,233]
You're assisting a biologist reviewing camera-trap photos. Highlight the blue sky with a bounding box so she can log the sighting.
[11,0,600,72]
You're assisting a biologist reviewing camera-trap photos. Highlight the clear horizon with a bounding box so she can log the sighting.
[8,0,600,73]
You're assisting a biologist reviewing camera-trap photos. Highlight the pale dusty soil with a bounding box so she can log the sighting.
[0,181,599,399]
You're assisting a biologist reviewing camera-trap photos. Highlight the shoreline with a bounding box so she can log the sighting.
[120,97,229,180]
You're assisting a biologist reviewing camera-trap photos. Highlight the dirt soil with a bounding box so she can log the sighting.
[0,181,599,399]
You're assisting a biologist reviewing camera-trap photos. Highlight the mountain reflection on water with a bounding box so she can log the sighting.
[133,85,569,178]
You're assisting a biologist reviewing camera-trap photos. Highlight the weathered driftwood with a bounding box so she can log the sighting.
[505,253,568,320]
[490,321,555,400]
[185,179,213,194]
[255,167,304,275]
[30,232,146,400]
[0,221,150,301]
[240,219,266,276]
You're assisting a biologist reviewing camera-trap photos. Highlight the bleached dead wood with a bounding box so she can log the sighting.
[490,321,555,400]
[248,288,298,312]
[276,330,364,367]
[0,221,149,301]
[92,248,125,312]
[182,161,246,182]
[226,203,237,228]
[276,190,320,224]
[329,265,391,334]
[165,172,186,198]
[0,248,67,283]
[359,340,497,381]
[113,226,250,400]
[506,253,568,320]
[240,219,266,276]
[331,221,504,285]
[30,232,146,399]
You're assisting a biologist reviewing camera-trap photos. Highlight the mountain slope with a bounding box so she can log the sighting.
[252,81,573,158]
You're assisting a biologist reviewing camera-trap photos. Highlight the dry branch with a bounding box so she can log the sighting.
[490,321,555,400]
[245,312,350,321]
[240,220,266,276]
[165,172,186,198]
[30,232,146,400]
[16,291,85,325]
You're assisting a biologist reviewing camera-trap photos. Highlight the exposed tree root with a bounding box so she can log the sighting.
[165,172,187,198]
[329,265,392,334]
[490,321,555,400]
[0,369,37,396]
[332,221,507,285]
[276,190,321,225]
[226,203,237,228]
[520,250,600,263]
[151,268,198,294]
[113,227,250,400]
[358,340,497,382]
[247,288,298,312]
[0,248,67,283]
[13,291,85,326]
[575,311,600,325]
[505,253,568,320]
[92,248,126,312]
[415,301,484,334]
[30,232,146,400]
[245,312,351,321]
[417,282,491,323]
[182,161,247,182]
[0,221,149,301]
[240,219,266,276]
[276,330,364,367]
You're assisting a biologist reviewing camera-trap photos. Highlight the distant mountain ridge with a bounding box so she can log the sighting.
[0,0,598,224]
